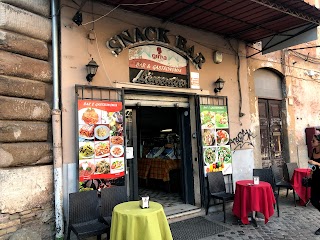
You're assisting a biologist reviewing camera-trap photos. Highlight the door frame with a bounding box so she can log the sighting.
[124,89,195,204]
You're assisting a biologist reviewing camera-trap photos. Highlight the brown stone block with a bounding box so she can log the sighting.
[0,229,6,237]
[5,225,19,234]
[0,96,51,121]
[0,3,51,42]
[1,0,50,18]
[0,121,48,142]
[0,51,52,82]
[8,214,19,221]
[20,213,36,223]
[19,210,31,216]
[0,219,20,230]
[0,142,52,167]
[0,215,9,224]
[0,30,48,60]
[0,75,46,100]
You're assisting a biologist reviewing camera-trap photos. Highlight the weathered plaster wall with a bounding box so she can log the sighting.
[247,24,320,169]
[0,0,54,239]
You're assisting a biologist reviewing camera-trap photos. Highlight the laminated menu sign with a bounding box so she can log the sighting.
[200,105,232,175]
[77,100,125,183]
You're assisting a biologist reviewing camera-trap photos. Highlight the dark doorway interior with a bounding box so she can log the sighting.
[136,106,184,206]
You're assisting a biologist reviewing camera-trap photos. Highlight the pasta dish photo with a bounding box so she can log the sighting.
[95,142,110,157]
[82,108,99,125]
[95,160,110,174]
[111,136,124,145]
[111,145,124,157]
[79,125,94,139]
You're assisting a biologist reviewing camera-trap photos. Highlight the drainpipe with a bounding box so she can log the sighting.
[51,0,64,239]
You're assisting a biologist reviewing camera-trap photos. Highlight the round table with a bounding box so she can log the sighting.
[291,168,311,206]
[232,180,276,224]
[110,201,173,240]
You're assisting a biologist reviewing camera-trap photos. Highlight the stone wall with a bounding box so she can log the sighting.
[0,0,54,239]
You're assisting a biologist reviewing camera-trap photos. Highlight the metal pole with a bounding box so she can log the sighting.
[51,0,64,238]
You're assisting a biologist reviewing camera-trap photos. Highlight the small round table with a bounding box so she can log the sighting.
[110,201,173,240]
[232,180,276,225]
[291,168,311,206]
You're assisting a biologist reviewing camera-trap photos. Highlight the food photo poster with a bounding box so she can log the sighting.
[200,105,232,175]
[77,100,125,189]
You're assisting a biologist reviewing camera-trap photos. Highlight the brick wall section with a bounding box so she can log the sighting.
[0,207,53,239]
[0,0,54,239]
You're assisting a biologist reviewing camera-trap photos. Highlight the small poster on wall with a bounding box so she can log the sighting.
[190,72,200,89]
[200,105,232,175]
[77,100,125,189]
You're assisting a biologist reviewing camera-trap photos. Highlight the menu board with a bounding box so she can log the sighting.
[77,100,125,183]
[200,105,232,175]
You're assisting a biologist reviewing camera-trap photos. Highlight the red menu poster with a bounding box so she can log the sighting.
[77,100,125,183]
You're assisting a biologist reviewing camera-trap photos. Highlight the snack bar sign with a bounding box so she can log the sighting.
[107,26,206,70]
[200,105,232,175]
[77,100,125,182]
[129,45,188,88]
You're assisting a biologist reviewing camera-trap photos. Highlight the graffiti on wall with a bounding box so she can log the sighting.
[230,129,256,150]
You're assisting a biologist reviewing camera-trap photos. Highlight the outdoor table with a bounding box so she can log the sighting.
[291,168,311,206]
[232,180,276,225]
[110,201,173,240]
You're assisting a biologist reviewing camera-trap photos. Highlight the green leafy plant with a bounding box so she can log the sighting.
[79,181,93,192]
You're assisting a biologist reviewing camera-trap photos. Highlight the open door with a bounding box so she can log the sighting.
[125,94,194,205]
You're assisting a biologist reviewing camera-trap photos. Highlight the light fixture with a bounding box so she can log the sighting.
[86,58,99,82]
[72,11,83,26]
[71,0,88,26]
[214,77,225,93]
[213,50,223,64]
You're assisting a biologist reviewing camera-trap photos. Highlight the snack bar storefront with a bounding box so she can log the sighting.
[75,85,233,208]
[61,1,252,211]
[74,65,233,209]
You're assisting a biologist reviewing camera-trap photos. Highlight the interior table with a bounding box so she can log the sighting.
[110,201,173,240]
[138,158,180,182]
[291,168,311,206]
[232,180,276,225]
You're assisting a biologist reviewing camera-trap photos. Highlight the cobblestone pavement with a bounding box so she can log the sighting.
[200,190,320,240]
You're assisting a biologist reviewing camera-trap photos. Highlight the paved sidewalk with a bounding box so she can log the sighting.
[200,189,320,240]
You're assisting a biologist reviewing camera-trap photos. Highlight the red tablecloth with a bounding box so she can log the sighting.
[291,168,311,205]
[232,180,276,224]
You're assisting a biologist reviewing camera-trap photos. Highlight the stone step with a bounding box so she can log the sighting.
[167,206,204,224]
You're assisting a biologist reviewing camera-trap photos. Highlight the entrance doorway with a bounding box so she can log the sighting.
[254,68,284,168]
[258,99,283,167]
[126,102,196,214]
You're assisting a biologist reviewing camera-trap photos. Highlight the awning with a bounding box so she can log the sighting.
[78,0,320,54]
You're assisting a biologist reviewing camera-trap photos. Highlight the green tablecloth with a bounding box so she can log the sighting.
[110,201,173,240]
